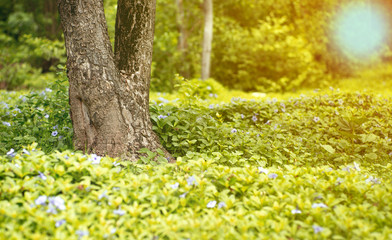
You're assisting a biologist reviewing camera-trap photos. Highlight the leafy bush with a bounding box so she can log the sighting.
[0,69,72,154]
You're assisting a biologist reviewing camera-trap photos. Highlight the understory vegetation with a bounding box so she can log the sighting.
[1,78,392,239]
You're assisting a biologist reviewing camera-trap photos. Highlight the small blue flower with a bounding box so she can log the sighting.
[55,219,66,228]
[89,154,101,165]
[209,104,214,109]
[22,149,30,155]
[312,203,328,209]
[113,207,126,216]
[268,173,278,179]
[241,114,244,119]
[38,172,47,180]
[76,230,89,239]
[291,208,302,214]
[207,201,217,208]
[7,148,16,157]
[170,182,179,190]
[313,117,320,123]
[187,176,198,186]
[312,225,324,234]
[98,191,108,200]
[231,129,237,133]
[53,125,58,130]
[113,161,121,167]
[46,88,53,92]
[218,201,226,209]
[179,192,187,198]
[49,196,66,210]
[35,195,47,206]
[2,121,11,127]
[252,116,258,122]
[52,131,58,137]
[44,114,49,119]
[258,167,269,174]
[158,115,168,119]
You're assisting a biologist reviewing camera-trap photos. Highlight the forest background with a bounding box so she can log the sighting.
[2,0,392,93]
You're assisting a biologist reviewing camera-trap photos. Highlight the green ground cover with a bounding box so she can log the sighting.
[1,78,392,239]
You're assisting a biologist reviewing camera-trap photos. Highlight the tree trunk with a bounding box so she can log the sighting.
[201,0,213,80]
[58,0,173,162]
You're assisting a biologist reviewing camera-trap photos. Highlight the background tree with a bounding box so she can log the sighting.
[58,0,172,161]
[201,0,213,80]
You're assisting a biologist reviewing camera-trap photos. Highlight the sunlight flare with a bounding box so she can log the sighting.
[333,2,389,59]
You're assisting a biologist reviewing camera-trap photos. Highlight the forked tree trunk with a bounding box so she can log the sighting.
[201,0,213,80]
[58,0,172,161]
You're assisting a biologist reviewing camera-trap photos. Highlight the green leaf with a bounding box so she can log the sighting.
[321,144,335,154]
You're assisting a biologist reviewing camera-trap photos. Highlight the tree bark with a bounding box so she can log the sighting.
[58,0,173,162]
[201,0,213,80]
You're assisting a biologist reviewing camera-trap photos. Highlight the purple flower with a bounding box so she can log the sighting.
[22,149,30,155]
[209,104,214,109]
[231,129,237,133]
[49,196,66,210]
[2,121,11,127]
[52,131,58,137]
[241,114,244,119]
[158,115,168,119]
[252,116,257,122]
[44,114,49,119]
[207,201,217,208]
[313,117,320,123]
[98,191,108,200]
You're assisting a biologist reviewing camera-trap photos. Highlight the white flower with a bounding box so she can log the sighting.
[207,201,217,208]
[313,117,320,123]
[258,167,269,174]
[113,161,121,167]
[44,114,49,119]
[312,203,328,208]
[22,149,30,155]
[35,195,47,206]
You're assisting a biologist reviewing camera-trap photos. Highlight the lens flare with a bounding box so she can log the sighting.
[333,3,389,59]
